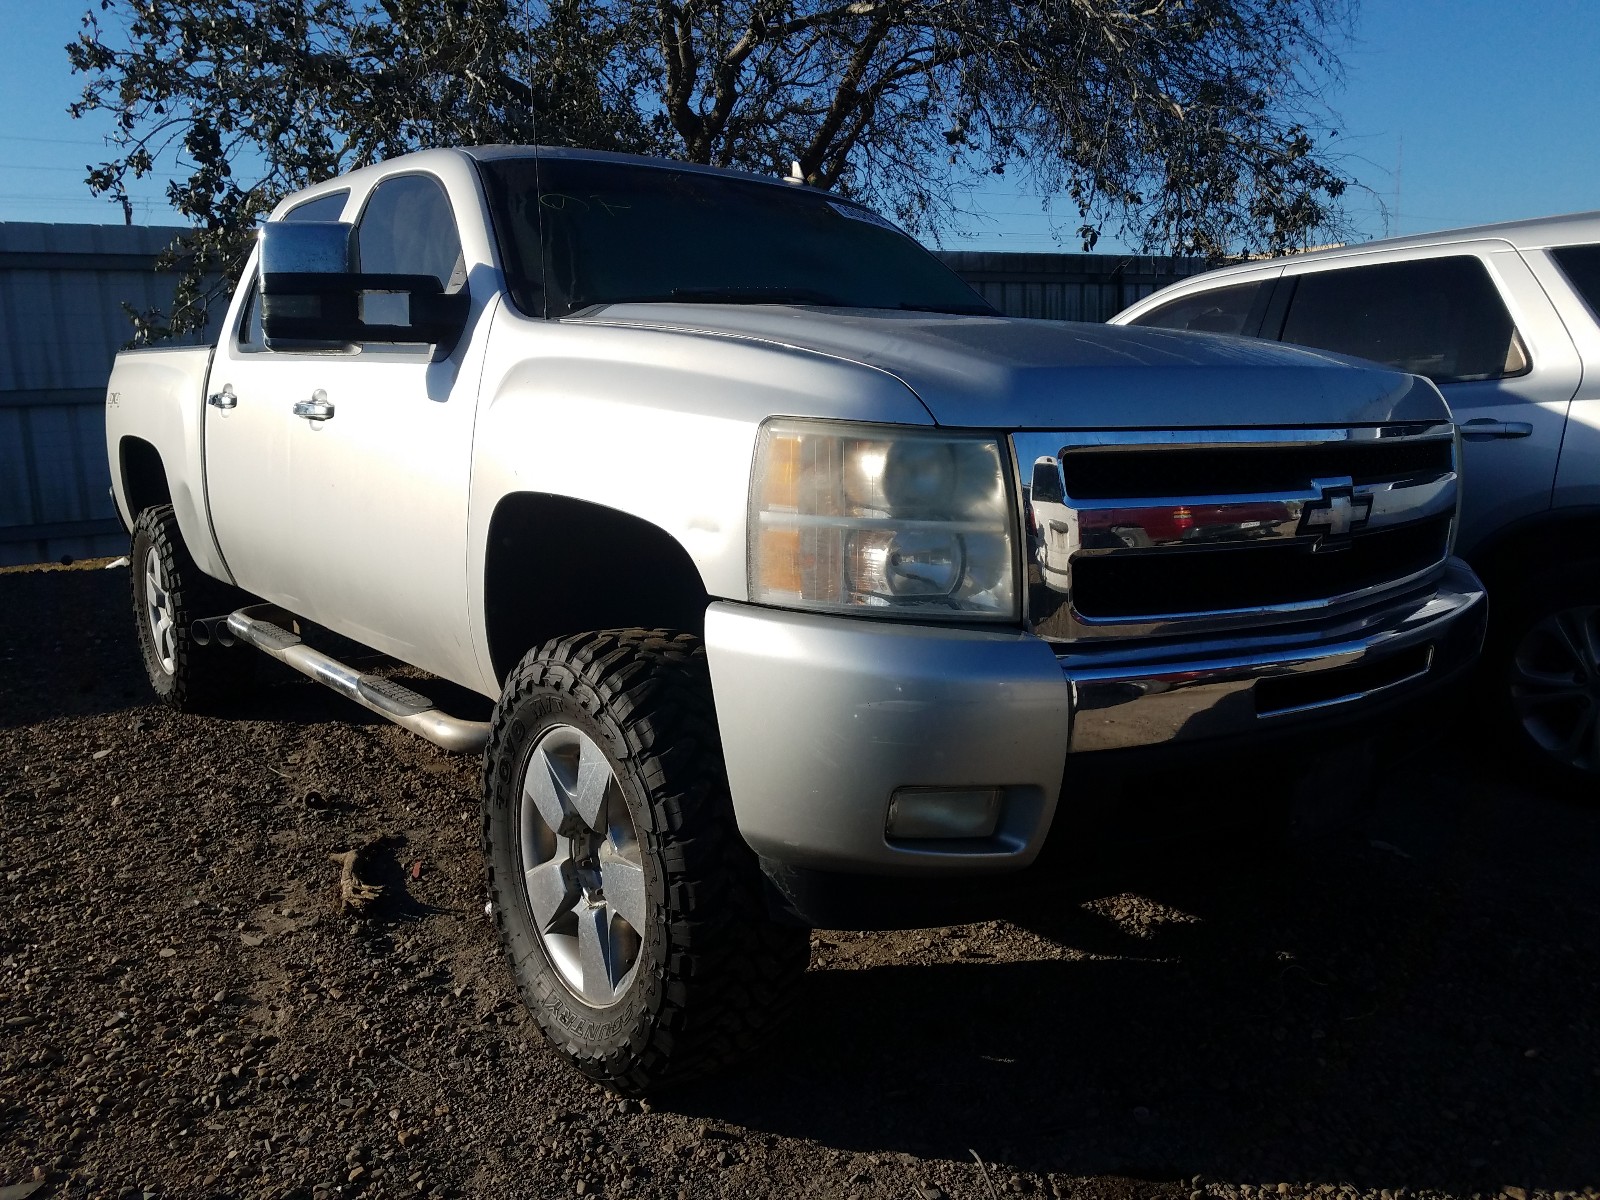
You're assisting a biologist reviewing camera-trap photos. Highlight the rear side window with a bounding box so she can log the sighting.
[1551,244,1600,320]
[1279,256,1529,384]
[1128,281,1266,336]
[283,190,350,223]
[1030,458,1064,505]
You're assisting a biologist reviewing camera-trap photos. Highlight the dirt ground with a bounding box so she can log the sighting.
[1,559,1597,1200]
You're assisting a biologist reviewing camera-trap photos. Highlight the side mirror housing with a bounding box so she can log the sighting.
[258,221,470,352]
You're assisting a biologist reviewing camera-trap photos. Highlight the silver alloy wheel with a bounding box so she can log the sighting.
[518,724,648,1007]
[143,543,177,676]
[1510,604,1600,773]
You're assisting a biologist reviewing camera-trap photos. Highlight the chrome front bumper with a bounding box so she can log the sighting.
[704,558,1485,878]
[1063,557,1486,752]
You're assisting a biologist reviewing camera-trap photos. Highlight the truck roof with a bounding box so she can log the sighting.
[273,145,809,219]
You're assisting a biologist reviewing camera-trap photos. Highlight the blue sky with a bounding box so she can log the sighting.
[2,1,1597,251]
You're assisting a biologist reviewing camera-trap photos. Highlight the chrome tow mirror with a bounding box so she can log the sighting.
[259,221,469,353]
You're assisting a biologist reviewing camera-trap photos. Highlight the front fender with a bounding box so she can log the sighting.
[463,308,932,690]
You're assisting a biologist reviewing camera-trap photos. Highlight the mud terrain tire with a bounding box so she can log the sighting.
[481,629,810,1094]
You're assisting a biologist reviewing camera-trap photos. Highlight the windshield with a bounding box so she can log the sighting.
[478,156,994,319]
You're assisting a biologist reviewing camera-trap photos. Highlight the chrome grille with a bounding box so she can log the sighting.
[1014,425,1459,642]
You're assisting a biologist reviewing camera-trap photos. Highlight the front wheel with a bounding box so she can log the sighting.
[481,629,810,1094]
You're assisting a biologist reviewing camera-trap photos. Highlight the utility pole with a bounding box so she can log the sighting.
[1394,135,1403,237]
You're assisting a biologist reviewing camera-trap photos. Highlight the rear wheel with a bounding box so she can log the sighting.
[481,629,810,1094]
[130,504,253,711]
[1487,563,1600,798]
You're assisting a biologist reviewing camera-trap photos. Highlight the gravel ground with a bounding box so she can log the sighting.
[1,559,1597,1200]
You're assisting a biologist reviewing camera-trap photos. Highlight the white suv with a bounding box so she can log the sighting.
[1115,215,1600,791]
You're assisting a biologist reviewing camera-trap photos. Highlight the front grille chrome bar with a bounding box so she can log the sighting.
[1012,424,1459,643]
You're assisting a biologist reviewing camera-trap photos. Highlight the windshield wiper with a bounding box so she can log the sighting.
[895,301,997,316]
[670,286,848,305]
[575,290,994,314]
[578,286,849,307]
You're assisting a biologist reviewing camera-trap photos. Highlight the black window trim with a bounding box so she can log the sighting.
[232,272,266,354]
[474,152,550,320]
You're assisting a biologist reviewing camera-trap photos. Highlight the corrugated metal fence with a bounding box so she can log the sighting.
[0,222,193,567]
[939,250,1207,322]
[0,223,1203,567]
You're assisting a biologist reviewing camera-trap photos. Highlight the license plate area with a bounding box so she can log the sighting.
[1256,643,1434,718]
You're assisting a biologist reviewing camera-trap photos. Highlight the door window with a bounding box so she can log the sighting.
[1551,244,1600,322]
[354,174,465,326]
[1279,256,1529,384]
[232,191,352,352]
[1126,281,1267,336]
[283,190,350,223]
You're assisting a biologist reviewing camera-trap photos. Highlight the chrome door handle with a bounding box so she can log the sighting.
[292,390,335,421]
[1458,418,1533,441]
[207,384,237,410]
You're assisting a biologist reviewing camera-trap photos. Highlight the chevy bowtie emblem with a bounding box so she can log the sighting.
[1299,484,1372,545]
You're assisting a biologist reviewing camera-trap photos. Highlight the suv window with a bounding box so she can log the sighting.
[1279,256,1529,384]
[1551,244,1600,321]
[354,174,465,325]
[1127,281,1266,336]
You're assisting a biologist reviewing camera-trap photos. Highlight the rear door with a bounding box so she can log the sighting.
[1531,244,1600,514]
[1269,245,1581,556]
[203,190,351,606]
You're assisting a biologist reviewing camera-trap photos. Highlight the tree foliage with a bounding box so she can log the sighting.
[69,0,1357,339]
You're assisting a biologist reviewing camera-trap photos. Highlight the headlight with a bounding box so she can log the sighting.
[749,419,1018,619]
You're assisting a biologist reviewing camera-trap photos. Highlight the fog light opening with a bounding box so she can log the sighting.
[886,787,1003,840]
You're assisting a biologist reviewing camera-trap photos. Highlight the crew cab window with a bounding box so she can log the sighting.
[1551,244,1600,321]
[354,174,465,325]
[1278,256,1529,384]
[1127,281,1266,336]
[283,190,350,223]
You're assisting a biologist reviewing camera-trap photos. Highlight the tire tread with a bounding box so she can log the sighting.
[480,628,810,1094]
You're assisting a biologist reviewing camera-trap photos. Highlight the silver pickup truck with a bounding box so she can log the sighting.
[105,146,1487,1093]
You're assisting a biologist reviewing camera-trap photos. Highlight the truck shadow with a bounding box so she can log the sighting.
[0,562,491,731]
[0,562,152,728]
[670,758,1600,1195]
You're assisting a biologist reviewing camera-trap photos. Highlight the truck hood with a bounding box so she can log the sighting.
[581,304,1448,429]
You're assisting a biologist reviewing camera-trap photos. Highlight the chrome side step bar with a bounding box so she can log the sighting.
[198,604,490,754]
